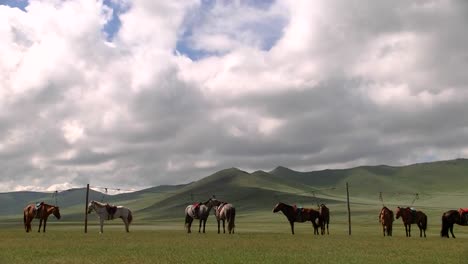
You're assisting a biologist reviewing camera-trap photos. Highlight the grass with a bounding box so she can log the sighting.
[2,218,468,264]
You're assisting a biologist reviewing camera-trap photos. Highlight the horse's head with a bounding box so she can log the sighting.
[53,206,61,220]
[205,198,221,207]
[87,201,95,214]
[273,202,284,213]
[395,206,402,219]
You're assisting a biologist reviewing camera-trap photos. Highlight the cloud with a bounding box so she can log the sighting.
[1,0,468,192]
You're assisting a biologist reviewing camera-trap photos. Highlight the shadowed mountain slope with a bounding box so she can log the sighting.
[2,159,468,221]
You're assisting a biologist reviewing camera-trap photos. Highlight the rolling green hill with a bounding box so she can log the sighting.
[2,158,468,222]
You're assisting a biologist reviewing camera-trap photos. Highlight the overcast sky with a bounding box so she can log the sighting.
[1,0,468,193]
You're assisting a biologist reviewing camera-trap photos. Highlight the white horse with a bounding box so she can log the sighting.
[213,201,236,234]
[87,200,133,233]
[184,198,217,233]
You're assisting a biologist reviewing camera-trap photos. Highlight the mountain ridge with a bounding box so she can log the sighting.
[1,158,468,220]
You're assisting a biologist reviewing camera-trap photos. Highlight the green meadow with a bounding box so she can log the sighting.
[2,215,468,264]
[3,159,468,263]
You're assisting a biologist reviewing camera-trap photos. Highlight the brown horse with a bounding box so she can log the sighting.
[23,202,61,233]
[395,207,427,237]
[319,204,330,235]
[273,202,321,235]
[440,209,468,238]
[379,206,394,236]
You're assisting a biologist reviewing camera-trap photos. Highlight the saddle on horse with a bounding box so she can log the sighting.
[459,208,468,225]
[106,204,118,220]
[293,205,303,222]
[191,202,201,216]
[216,202,227,215]
[409,207,417,221]
[34,202,44,218]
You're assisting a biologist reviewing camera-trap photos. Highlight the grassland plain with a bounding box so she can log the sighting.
[2,219,468,264]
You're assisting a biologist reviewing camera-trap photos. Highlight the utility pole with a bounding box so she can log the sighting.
[84,184,89,233]
[346,182,351,235]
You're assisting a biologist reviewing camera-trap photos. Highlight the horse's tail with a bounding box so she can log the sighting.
[421,214,428,231]
[441,213,448,237]
[185,212,191,229]
[227,207,236,233]
[127,210,133,225]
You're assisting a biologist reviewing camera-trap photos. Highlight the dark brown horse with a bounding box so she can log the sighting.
[319,204,330,235]
[379,206,394,236]
[273,202,321,235]
[440,209,468,238]
[395,207,427,237]
[23,202,61,232]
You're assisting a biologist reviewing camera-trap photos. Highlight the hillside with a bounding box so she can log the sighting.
[2,158,468,221]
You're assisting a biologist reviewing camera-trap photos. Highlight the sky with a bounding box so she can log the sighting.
[1,0,468,193]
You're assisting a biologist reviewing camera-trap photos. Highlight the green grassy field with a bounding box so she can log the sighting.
[2,217,468,264]
[3,159,468,263]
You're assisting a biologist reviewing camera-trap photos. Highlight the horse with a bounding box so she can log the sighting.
[211,199,236,234]
[23,202,61,233]
[379,206,394,236]
[318,204,330,235]
[440,209,468,238]
[87,200,133,233]
[395,207,427,237]
[273,202,321,235]
[184,198,216,233]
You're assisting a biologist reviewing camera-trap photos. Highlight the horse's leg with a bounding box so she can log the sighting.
[43,218,47,233]
[202,219,206,233]
[38,219,42,233]
[198,219,202,233]
[314,221,320,235]
[408,224,411,237]
[217,219,220,234]
[122,218,129,232]
[187,218,193,233]
[25,215,30,232]
[100,218,104,233]
[450,224,455,238]
[290,221,294,235]
[326,221,329,235]
[222,219,226,234]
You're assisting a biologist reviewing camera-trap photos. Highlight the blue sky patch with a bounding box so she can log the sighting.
[175,0,285,61]
[0,0,28,11]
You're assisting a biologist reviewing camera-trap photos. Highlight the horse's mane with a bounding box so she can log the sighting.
[91,200,107,207]
[41,203,58,208]
[278,202,292,208]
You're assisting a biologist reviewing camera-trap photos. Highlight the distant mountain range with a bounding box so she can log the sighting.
[2,158,468,221]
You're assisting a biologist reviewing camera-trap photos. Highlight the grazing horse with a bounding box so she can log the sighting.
[23,202,61,233]
[440,209,468,238]
[273,202,321,235]
[211,200,236,234]
[379,206,394,236]
[395,207,427,237]
[87,200,133,233]
[185,198,216,233]
[319,204,330,235]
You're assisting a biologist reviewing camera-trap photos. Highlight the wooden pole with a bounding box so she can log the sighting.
[346,182,351,235]
[84,184,89,233]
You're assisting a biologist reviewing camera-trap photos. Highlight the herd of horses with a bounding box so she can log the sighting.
[22,200,468,238]
[379,206,468,238]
